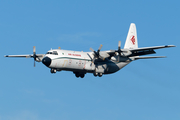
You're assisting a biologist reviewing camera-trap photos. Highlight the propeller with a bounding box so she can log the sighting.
[90,44,105,63]
[32,46,37,67]
[116,41,122,62]
[117,41,121,54]
[31,46,44,67]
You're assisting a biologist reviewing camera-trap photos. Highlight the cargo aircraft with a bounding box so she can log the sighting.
[5,23,175,78]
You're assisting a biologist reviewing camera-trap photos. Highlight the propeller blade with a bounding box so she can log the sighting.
[33,46,36,67]
[118,41,121,49]
[117,41,122,62]
[117,41,122,55]
[87,53,93,61]
[90,47,98,57]
[34,60,35,67]
[87,53,95,66]
[97,44,103,53]
[90,48,95,52]
[98,44,103,51]
[33,46,36,54]
[92,57,95,63]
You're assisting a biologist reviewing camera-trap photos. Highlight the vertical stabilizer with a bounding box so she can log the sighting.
[124,23,138,49]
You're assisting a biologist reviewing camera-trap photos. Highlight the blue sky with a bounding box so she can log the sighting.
[0,0,179,120]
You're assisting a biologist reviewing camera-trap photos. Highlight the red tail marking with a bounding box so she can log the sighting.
[131,36,135,45]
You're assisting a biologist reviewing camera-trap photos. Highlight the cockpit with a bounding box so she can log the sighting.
[46,51,58,55]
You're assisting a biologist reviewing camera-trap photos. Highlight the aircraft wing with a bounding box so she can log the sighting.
[4,46,44,65]
[5,54,44,58]
[5,54,45,63]
[106,45,175,57]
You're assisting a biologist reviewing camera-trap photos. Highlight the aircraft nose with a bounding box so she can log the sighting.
[42,57,52,67]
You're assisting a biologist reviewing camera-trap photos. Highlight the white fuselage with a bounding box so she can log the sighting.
[44,49,131,75]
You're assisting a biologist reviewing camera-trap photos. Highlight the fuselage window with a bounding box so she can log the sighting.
[52,51,58,55]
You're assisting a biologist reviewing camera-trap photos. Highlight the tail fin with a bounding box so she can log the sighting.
[124,23,138,49]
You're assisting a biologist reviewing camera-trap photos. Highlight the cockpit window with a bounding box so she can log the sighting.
[46,52,52,54]
[46,51,58,55]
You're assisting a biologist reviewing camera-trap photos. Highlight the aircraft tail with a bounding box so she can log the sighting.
[124,23,138,49]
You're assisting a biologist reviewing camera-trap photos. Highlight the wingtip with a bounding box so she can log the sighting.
[161,56,167,58]
[165,45,176,47]
[155,56,167,58]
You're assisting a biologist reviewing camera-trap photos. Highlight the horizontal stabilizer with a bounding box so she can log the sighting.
[134,56,166,60]
[129,45,176,52]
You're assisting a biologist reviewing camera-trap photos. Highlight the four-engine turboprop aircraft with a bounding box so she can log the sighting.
[5,23,175,78]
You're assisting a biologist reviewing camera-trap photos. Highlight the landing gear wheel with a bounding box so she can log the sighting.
[98,73,102,77]
[74,72,85,78]
[93,72,98,77]
[75,73,79,78]
[50,69,56,73]
[80,74,85,78]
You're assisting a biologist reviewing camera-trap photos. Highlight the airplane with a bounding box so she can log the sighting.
[4,23,175,78]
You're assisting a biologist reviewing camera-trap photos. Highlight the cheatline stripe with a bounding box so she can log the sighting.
[52,57,123,64]
[52,57,91,61]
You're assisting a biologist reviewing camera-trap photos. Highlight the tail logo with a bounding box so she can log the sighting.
[130,36,135,45]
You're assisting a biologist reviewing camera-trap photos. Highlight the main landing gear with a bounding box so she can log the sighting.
[93,72,103,77]
[50,68,56,73]
[73,72,85,78]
